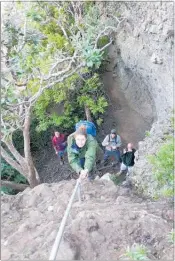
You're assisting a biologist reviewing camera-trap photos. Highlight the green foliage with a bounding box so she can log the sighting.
[110,173,126,185]
[167,229,174,244]
[83,47,104,69]
[97,36,110,49]
[110,175,121,185]
[96,118,103,126]
[12,119,53,153]
[147,136,174,198]
[145,131,151,137]
[115,12,121,18]
[78,74,108,115]
[1,158,28,195]
[84,1,95,15]
[121,244,150,261]
[1,186,16,195]
[1,159,28,184]
[97,35,110,58]
[170,115,174,128]
[2,2,114,136]
[34,73,108,132]
[2,2,116,180]
[34,73,82,132]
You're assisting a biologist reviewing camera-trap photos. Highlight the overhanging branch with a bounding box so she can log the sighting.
[30,62,85,105]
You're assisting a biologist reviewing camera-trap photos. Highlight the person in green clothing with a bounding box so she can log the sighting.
[118,143,136,176]
[67,127,98,180]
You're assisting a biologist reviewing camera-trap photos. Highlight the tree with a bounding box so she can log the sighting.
[34,73,108,132]
[1,1,125,188]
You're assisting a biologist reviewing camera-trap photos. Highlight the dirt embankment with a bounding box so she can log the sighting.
[1,179,174,260]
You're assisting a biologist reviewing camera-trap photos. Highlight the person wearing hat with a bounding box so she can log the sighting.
[102,129,122,166]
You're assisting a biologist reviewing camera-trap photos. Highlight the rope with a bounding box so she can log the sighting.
[49,178,81,260]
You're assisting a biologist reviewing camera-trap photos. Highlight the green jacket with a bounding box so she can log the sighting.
[67,133,98,174]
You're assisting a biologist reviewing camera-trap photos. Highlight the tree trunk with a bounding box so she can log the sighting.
[85,105,92,122]
[23,108,40,188]
[1,110,40,188]
[1,180,29,192]
[5,138,27,166]
[1,146,26,176]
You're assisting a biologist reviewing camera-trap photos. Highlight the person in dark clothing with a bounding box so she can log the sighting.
[52,131,67,165]
[118,143,136,176]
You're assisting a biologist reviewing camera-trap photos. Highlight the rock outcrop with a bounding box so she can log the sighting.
[99,2,174,195]
[1,180,173,260]
[106,1,173,121]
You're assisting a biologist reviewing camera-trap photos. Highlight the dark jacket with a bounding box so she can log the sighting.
[121,149,136,167]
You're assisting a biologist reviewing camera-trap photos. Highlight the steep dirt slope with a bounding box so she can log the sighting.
[1,179,173,260]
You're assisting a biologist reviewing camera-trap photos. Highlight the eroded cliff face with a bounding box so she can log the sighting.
[99,1,174,196]
[106,1,173,121]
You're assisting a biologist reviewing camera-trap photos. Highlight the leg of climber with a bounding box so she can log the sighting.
[126,166,133,177]
[103,150,110,166]
[114,149,121,163]
[58,151,64,165]
[117,162,128,176]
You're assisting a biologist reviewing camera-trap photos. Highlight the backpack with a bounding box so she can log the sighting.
[75,120,97,137]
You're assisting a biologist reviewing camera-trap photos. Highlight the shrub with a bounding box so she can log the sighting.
[34,73,108,133]
[148,136,174,198]
[121,244,150,261]
[167,229,174,244]
[110,174,126,185]
[145,131,151,137]
[13,118,54,153]
[1,159,28,195]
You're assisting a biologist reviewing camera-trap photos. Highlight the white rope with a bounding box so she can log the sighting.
[49,179,81,260]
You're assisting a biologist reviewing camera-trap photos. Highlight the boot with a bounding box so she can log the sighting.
[116,170,123,176]
[103,159,109,166]
[60,156,64,165]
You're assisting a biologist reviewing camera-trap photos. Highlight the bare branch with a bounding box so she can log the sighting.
[99,38,113,52]
[17,15,27,53]
[30,62,85,105]
[49,56,77,76]
[108,14,125,24]
[44,51,78,81]
[1,180,29,191]
[94,17,125,49]
[58,22,69,39]
[1,146,26,176]
[5,139,26,165]
[94,26,117,49]
[71,1,83,25]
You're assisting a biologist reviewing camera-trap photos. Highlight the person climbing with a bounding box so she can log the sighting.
[118,143,136,176]
[52,131,67,165]
[102,129,122,166]
[67,127,98,180]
